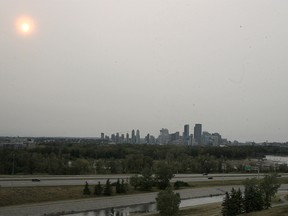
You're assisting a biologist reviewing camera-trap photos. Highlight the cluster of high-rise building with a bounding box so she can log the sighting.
[101,123,226,146]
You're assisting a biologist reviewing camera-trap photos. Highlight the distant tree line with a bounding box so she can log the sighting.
[1,144,288,175]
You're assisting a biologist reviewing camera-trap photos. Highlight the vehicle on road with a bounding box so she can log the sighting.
[207,177,213,179]
[31,179,40,182]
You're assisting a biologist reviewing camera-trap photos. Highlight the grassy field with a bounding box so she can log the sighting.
[0,185,86,206]
[0,179,239,207]
[0,177,287,207]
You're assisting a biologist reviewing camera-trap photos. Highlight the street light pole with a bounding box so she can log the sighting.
[12,152,15,175]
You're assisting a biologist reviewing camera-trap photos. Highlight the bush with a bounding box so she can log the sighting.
[83,181,91,195]
[174,181,189,189]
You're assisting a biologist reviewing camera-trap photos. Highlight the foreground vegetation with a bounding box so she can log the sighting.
[222,174,280,215]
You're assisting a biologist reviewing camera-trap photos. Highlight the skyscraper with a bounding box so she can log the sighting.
[194,124,202,144]
[131,129,136,144]
[101,133,104,140]
[136,129,140,144]
[145,133,150,144]
[126,133,129,143]
[183,124,189,145]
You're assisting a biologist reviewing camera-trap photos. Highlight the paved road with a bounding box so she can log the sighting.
[0,184,287,216]
[0,173,282,187]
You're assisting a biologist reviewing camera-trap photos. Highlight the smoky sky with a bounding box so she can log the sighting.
[1,0,288,142]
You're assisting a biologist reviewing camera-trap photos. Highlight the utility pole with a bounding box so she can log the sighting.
[12,152,15,175]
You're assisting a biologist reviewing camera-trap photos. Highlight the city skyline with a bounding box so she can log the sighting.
[1,1,288,143]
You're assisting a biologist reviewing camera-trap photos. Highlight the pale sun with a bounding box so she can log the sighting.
[21,23,30,33]
[16,16,35,35]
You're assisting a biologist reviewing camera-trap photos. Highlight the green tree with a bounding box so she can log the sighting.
[260,174,281,209]
[139,168,154,191]
[116,178,121,194]
[83,181,91,195]
[104,179,112,196]
[130,175,141,189]
[156,187,181,216]
[243,178,264,213]
[235,188,244,214]
[222,192,231,216]
[155,163,174,190]
[230,187,243,215]
[221,188,243,216]
[121,179,127,193]
[94,181,103,196]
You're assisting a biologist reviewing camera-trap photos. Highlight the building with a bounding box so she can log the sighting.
[158,128,170,145]
[131,130,136,144]
[116,133,120,143]
[150,135,156,144]
[212,133,222,145]
[145,133,150,144]
[183,124,190,145]
[170,132,182,145]
[136,130,140,144]
[121,134,125,143]
[111,134,116,143]
[194,124,202,145]
[126,133,129,143]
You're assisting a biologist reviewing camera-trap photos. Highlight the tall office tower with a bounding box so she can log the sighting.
[101,133,104,140]
[194,124,202,145]
[116,133,120,143]
[121,134,125,143]
[136,129,140,144]
[111,134,116,143]
[131,129,136,144]
[189,134,194,146]
[183,124,190,145]
[126,133,129,143]
[145,133,150,144]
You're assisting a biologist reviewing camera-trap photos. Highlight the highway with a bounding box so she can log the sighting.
[0,173,285,187]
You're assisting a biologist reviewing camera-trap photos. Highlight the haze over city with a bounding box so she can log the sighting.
[1,1,288,143]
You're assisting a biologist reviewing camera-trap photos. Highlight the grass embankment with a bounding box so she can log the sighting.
[1,177,288,207]
[0,186,84,207]
[142,202,288,216]
[0,180,236,207]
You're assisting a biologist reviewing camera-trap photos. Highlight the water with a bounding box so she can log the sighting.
[63,195,224,216]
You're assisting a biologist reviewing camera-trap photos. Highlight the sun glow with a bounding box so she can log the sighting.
[16,16,36,35]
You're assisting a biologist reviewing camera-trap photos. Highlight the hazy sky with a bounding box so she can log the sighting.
[1,1,288,142]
